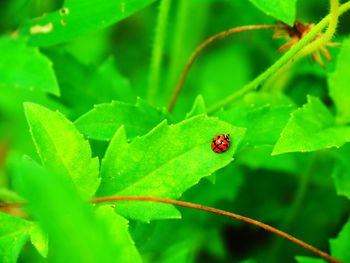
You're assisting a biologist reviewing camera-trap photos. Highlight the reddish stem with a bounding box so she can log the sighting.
[92,196,341,263]
[167,24,277,112]
[0,196,341,263]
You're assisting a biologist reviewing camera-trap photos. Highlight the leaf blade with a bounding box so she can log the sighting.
[249,0,297,25]
[98,115,246,221]
[21,0,156,46]
[272,96,350,155]
[0,37,59,95]
[328,38,350,124]
[24,103,100,198]
[74,99,166,141]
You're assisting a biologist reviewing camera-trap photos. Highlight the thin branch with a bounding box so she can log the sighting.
[167,24,277,112]
[92,196,341,263]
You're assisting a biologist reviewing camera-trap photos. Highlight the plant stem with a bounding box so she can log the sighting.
[166,0,191,94]
[147,0,172,105]
[0,195,342,263]
[296,0,339,60]
[167,24,276,112]
[207,0,348,114]
[92,196,341,263]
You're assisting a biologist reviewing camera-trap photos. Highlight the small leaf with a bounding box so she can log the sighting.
[0,212,30,263]
[185,95,207,119]
[217,104,294,147]
[90,56,134,103]
[95,206,142,263]
[98,115,246,221]
[0,212,47,262]
[24,103,100,198]
[249,0,296,25]
[295,256,326,263]
[328,38,350,124]
[13,156,140,263]
[28,224,48,258]
[0,36,59,95]
[332,145,350,200]
[75,98,166,141]
[330,217,350,262]
[45,51,135,118]
[21,0,157,46]
[272,96,350,155]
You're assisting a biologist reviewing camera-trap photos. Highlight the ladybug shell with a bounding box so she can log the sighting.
[211,134,230,153]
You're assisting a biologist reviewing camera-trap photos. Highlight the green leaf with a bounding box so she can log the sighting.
[0,212,30,263]
[185,95,207,119]
[249,0,296,25]
[98,115,246,221]
[331,145,350,200]
[328,38,350,124]
[21,0,156,46]
[0,212,48,262]
[272,96,350,155]
[217,104,294,147]
[75,98,166,141]
[0,36,59,95]
[45,51,135,118]
[13,156,141,263]
[94,206,142,263]
[295,256,326,263]
[330,217,350,262]
[89,56,134,103]
[24,103,100,198]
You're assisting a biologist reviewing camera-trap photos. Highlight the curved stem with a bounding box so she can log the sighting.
[92,196,341,263]
[207,0,348,114]
[167,25,277,112]
[297,0,339,60]
[147,0,172,104]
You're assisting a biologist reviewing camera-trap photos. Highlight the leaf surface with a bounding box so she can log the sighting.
[24,103,100,198]
[75,99,166,141]
[185,95,206,119]
[217,104,293,147]
[0,212,47,262]
[330,217,350,262]
[273,96,350,155]
[249,0,296,25]
[0,37,59,95]
[328,38,350,124]
[98,115,246,221]
[13,157,141,263]
[21,0,156,46]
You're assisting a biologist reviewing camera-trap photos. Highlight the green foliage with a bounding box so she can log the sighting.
[273,96,350,155]
[1,0,350,263]
[0,36,59,95]
[216,93,295,147]
[330,216,350,262]
[75,98,166,141]
[249,0,297,25]
[328,37,350,124]
[98,115,246,221]
[0,212,47,262]
[21,0,157,46]
[24,103,100,198]
[13,157,141,263]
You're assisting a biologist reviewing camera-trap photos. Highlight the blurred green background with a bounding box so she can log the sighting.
[0,0,350,263]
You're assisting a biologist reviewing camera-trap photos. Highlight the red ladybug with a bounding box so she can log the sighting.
[211,134,230,153]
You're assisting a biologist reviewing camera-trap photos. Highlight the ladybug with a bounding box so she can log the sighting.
[211,134,230,153]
